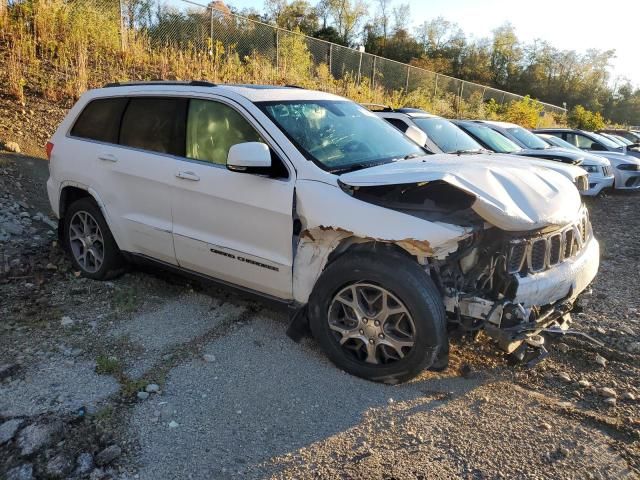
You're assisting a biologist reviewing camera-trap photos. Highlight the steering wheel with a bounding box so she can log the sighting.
[342,140,372,154]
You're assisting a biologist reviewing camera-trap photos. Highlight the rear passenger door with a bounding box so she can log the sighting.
[67,96,181,264]
[110,96,187,264]
[171,97,295,300]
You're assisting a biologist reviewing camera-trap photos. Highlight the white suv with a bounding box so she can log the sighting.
[46,82,600,383]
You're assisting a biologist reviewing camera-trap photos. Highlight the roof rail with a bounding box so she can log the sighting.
[103,80,217,88]
[360,103,394,112]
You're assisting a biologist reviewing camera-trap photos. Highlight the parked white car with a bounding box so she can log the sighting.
[537,132,640,191]
[46,82,600,383]
[372,108,594,195]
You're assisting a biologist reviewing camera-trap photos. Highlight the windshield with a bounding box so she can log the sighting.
[462,123,521,153]
[591,132,623,149]
[538,134,582,152]
[257,100,425,172]
[411,117,482,153]
[607,133,633,146]
[505,126,550,149]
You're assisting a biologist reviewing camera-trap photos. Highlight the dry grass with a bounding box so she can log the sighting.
[0,0,562,126]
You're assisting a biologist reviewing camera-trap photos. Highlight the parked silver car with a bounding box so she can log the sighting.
[535,129,640,189]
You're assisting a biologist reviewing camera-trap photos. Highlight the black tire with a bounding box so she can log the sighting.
[63,197,125,280]
[308,245,448,384]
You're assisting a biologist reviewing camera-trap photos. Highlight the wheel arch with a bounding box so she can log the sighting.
[58,183,123,250]
[293,228,430,305]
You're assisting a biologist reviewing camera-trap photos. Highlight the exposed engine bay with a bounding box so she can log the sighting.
[431,205,598,361]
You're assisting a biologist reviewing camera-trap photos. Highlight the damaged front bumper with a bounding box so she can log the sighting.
[444,235,599,352]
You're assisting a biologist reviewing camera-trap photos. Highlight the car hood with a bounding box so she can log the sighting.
[485,153,587,178]
[516,147,585,164]
[587,151,640,166]
[577,152,610,166]
[339,154,582,232]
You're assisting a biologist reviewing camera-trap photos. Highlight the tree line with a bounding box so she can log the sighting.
[212,0,638,126]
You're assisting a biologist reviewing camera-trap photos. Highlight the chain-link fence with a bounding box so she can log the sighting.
[131,0,564,118]
[4,0,565,120]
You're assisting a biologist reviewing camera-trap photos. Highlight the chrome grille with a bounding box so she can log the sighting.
[548,233,562,266]
[564,229,574,258]
[506,208,591,275]
[507,243,527,273]
[529,239,547,272]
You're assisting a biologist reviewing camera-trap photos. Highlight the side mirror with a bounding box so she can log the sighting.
[590,142,606,151]
[405,125,428,147]
[227,142,272,173]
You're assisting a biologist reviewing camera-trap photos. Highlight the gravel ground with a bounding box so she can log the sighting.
[0,148,639,479]
[0,357,119,417]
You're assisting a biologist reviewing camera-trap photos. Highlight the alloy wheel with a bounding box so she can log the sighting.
[69,210,105,273]
[327,283,416,364]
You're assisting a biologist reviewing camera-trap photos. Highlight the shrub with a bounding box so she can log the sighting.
[503,96,544,129]
[568,105,605,131]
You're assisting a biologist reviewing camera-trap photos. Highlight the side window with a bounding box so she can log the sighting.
[119,97,187,156]
[564,133,579,147]
[70,97,128,143]
[573,134,597,149]
[385,118,409,132]
[186,99,262,165]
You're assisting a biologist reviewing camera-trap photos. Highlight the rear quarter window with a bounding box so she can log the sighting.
[70,97,128,143]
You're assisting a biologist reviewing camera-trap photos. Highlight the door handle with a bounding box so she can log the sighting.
[176,171,200,181]
[98,153,118,163]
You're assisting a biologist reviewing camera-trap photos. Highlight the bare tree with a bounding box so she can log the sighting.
[392,2,409,34]
[376,0,392,41]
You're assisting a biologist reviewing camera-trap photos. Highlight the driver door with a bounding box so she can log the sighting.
[171,97,295,300]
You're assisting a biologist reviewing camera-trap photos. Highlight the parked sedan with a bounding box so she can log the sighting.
[599,132,640,151]
[537,131,640,190]
[598,129,640,144]
[370,108,590,193]
[474,121,586,165]
[452,120,613,196]
[534,128,640,160]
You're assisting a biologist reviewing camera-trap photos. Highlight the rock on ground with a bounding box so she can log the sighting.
[0,418,24,444]
[75,452,95,474]
[5,463,34,480]
[17,421,63,456]
[45,453,73,478]
[95,445,122,466]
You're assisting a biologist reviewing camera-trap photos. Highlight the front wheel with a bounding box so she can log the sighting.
[308,245,448,384]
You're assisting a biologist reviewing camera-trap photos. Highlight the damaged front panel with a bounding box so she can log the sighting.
[292,179,473,303]
[293,164,599,356]
[338,155,584,231]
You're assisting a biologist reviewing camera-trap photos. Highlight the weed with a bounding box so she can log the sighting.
[93,405,114,422]
[95,355,122,375]
[112,286,140,313]
[121,378,147,399]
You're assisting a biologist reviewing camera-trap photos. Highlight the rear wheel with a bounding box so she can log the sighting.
[63,197,124,280]
[308,246,448,384]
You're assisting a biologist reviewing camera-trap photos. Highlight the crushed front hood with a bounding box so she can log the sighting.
[340,154,582,231]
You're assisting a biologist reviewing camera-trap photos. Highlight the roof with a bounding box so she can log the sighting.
[533,128,573,132]
[450,119,478,126]
[476,120,520,128]
[95,82,344,103]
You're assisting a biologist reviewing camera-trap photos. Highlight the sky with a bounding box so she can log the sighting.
[182,0,639,87]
